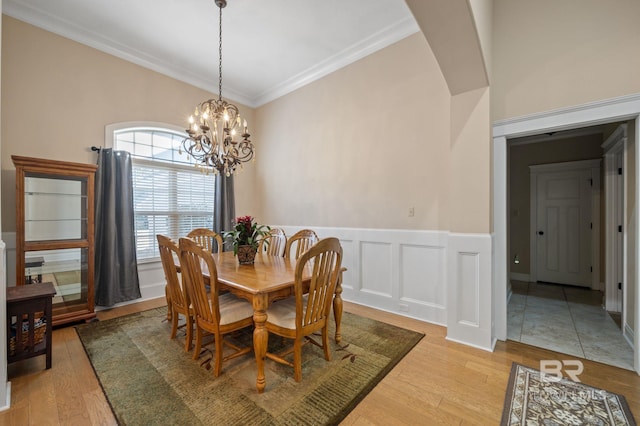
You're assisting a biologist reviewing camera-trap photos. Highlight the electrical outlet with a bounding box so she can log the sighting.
[408,207,415,217]
[399,303,409,312]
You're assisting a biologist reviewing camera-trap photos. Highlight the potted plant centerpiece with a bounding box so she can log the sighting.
[224,216,270,265]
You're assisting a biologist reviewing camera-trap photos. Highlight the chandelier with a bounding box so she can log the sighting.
[181,0,254,177]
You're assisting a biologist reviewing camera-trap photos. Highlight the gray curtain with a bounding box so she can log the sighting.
[214,174,235,251]
[94,149,141,306]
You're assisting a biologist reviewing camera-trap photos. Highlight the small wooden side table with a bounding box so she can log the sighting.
[6,282,56,369]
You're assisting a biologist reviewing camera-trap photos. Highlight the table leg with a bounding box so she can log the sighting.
[253,294,268,393]
[333,268,345,344]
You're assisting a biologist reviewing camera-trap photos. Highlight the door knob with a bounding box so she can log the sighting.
[538,231,544,235]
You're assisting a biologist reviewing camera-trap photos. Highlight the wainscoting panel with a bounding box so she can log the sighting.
[280,227,450,326]
[3,233,16,288]
[446,232,493,351]
[0,240,10,411]
[3,228,495,350]
[360,241,393,298]
[400,244,446,309]
[456,251,480,326]
[338,239,356,291]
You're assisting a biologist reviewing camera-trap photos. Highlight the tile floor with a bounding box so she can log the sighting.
[507,280,634,371]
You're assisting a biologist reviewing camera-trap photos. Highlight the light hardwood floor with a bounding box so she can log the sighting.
[1,297,639,425]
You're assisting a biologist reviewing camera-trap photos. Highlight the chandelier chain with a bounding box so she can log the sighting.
[218,5,223,101]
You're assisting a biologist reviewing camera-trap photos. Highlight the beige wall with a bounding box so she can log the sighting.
[450,87,491,233]
[492,0,640,120]
[509,134,604,276]
[0,16,257,232]
[254,33,453,230]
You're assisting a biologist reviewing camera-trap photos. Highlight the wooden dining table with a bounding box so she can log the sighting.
[202,251,345,393]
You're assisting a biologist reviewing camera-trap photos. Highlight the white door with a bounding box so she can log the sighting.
[535,169,592,287]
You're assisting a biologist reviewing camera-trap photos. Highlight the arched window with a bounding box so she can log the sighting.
[107,123,215,261]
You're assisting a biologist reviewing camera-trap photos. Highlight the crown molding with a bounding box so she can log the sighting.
[4,1,419,109]
[3,0,256,107]
[252,15,420,107]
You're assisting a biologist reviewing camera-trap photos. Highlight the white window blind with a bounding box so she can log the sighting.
[114,128,215,260]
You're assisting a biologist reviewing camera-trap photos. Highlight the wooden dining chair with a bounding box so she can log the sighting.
[178,237,254,377]
[264,237,343,382]
[258,228,287,257]
[187,228,224,253]
[157,234,194,352]
[284,229,319,259]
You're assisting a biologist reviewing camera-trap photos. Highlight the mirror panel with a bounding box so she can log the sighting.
[25,248,89,315]
[24,176,88,241]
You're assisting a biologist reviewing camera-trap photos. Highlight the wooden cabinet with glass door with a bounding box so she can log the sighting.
[13,155,97,326]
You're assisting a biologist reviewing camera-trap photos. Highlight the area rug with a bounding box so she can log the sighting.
[501,362,636,426]
[76,307,423,425]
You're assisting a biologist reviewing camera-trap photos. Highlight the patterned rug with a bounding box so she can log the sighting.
[76,307,423,425]
[501,362,636,425]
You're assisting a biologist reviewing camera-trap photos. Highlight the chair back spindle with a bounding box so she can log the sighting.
[259,228,287,257]
[284,229,319,259]
[186,228,224,253]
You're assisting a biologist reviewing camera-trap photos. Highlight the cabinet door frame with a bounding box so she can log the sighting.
[12,155,97,326]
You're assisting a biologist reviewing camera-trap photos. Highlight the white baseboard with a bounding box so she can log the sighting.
[0,382,10,412]
[509,272,530,282]
[445,336,494,353]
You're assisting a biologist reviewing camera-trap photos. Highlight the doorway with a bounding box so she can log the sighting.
[508,128,632,370]
[492,93,640,374]
[505,130,634,369]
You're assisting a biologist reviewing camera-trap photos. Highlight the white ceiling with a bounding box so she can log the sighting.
[4,0,419,107]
